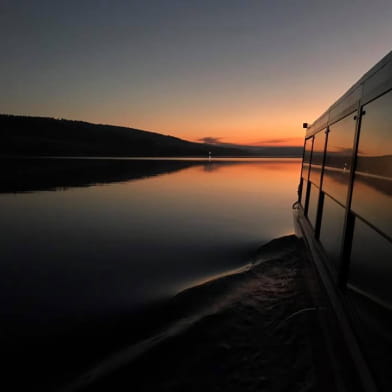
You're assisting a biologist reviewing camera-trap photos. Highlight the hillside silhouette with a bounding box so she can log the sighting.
[0,114,302,157]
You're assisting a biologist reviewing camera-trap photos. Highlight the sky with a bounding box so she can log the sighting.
[1,0,392,147]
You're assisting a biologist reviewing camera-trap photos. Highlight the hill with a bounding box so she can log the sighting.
[0,114,302,157]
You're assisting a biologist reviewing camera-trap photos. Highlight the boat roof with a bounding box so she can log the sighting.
[306,50,392,137]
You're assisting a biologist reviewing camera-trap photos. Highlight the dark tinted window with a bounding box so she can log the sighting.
[322,114,356,205]
[351,90,392,238]
[307,183,319,229]
[348,217,392,391]
[301,138,313,180]
[349,218,392,309]
[301,179,308,207]
[319,194,345,274]
[309,130,326,187]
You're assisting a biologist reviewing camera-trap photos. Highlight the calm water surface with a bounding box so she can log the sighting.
[1,158,301,320]
[0,157,300,387]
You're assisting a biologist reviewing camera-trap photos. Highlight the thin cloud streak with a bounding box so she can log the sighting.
[197,137,222,144]
[197,136,302,151]
[198,136,303,148]
[255,137,303,146]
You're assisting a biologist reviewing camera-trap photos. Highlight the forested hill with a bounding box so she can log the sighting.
[0,114,302,157]
[0,115,243,157]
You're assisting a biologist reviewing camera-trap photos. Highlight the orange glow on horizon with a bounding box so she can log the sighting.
[190,135,304,147]
[121,158,302,194]
[105,103,319,147]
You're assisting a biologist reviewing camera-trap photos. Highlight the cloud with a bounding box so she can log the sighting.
[333,147,354,154]
[255,137,300,145]
[197,136,303,148]
[197,136,223,144]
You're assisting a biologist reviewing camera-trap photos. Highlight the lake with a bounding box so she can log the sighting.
[0,157,301,389]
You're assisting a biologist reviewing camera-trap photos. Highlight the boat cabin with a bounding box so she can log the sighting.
[296,51,392,392]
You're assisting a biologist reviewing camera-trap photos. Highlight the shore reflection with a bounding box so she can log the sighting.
[0,157,300,390]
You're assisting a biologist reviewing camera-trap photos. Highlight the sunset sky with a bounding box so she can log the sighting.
[1,0,392,147]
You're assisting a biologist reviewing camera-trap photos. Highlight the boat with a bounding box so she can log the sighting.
[293,51,392,392]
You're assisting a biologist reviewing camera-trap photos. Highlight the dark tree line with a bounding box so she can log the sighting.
[0,114,303,157]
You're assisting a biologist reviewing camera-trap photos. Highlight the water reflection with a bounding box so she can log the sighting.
[351,90,392,238]
[322,114,356,205]
[322,166,350,204]
[309,131,325,186]
[301,138,312,180]
[0,158,300,390]
[352,173,392,238]
[0,157,297,193]
[350,112,392,238]
[0,158,204,193]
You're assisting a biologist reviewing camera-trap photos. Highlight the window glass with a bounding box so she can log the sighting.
[309,131,326,187]
[346,288,392,392]
[351,90,392,238]
[322,114,356,205]
[301,138,313,180]
[301,179,308,207]
[307,183,319,229]
[347,218,392,392]
[349,218,392,308]
[319,194,345,273]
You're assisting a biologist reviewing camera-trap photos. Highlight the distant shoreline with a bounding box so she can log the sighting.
[0,155,302,160]
[1,114,303,158]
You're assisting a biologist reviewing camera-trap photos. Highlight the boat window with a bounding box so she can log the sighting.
[319,194,345,275]
[349,217,392,309]
[307,183,319,229]
[351,90,392,238]
[322,114,356,206]
[301,137,313,180]
[309,130,326,187]
[347,217,392,392]
[301,179,308,207]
